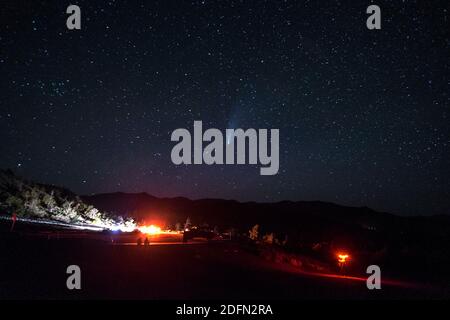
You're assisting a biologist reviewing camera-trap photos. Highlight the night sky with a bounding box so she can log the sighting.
[0,1,448,215]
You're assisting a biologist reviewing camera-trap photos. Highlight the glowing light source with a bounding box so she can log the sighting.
[337,254,349,263]
[102,222,136,232]
[117,225,136,232]
[336,252,350,272]
[138,225,162,235]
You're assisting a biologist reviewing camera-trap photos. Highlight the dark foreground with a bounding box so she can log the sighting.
[1,231,448,300]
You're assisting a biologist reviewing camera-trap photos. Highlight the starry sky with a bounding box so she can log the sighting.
[0,0,449,215]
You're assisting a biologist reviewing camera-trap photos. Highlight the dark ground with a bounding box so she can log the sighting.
[1,228,448,300]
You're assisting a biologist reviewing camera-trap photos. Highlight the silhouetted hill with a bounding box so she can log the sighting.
[82,192,408,235]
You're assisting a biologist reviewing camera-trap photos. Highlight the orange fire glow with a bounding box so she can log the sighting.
[337,253,349,263]
[138,225,162,235]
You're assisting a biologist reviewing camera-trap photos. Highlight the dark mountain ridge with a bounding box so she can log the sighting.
[82,191,446,237]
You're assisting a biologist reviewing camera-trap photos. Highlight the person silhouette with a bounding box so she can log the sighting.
[137,237,142,246]
[144,237,150,246]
